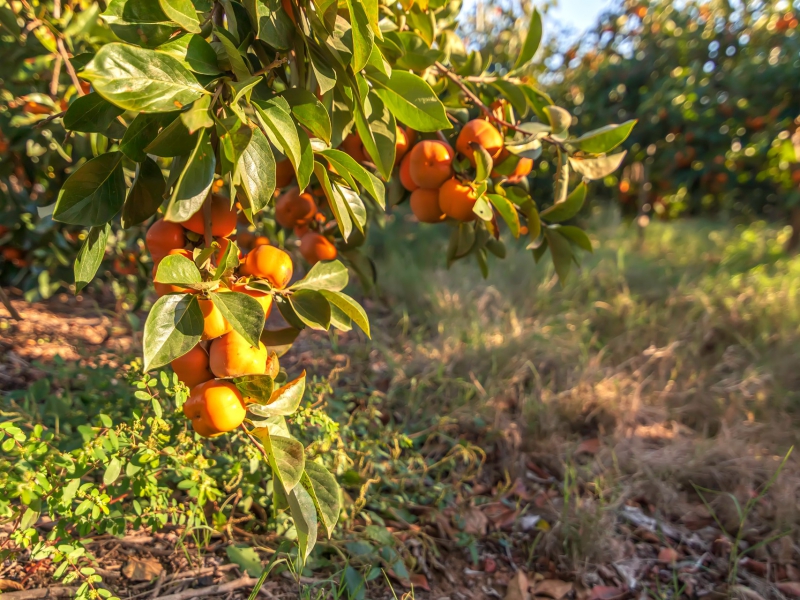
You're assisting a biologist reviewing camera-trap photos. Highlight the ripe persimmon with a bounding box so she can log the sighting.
[242,245,293,288]
[146,219,186,265]
[408,140,454,189]
[182,195,237,238]
[341,133,367,163]
[299,232,338,264]
[275,158,295,188]
[231,281,273,317]
[439,178,478,222]
[456,120,504,166]
[254,236,270,247]
[183,380,246,436]
[399,153,418,192]
[492,150,533,183]
[199,293,233,340]
[395,126,410,164]
[209,330,268,378]
[410,189,446,223]
[171,344,214,389]
[275,188,318,229]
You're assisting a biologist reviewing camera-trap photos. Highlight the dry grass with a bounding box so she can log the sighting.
[364,207,800,575]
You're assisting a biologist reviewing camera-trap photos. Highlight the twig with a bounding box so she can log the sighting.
[156,575,265,600]
[253,56,288,77]
[240,423,270,463]
[0,588,76,599]
[0,287,21,320]
[34,110,66,128]
[56,39,85,97]
[50,54,62,97]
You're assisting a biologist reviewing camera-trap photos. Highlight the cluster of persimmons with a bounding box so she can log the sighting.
[145,198,289,438]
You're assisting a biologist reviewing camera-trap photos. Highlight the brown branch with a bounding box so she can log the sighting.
[253,55,288,77]
[56,39,85,96]
[34,110,66,128]
[50,54,62,97]
[0,286,21,320]
[0,588,76,599]
[434,61,567,151]
[154,575,265,600]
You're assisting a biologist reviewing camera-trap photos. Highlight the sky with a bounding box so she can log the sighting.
[547,0,614,35]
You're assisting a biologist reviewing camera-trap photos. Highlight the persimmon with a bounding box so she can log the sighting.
[254,236,270,247]
[242,245,293,288]
[408,140,454,189]
[146,219,186,265]
[183,380,246,436]
[409,189,446,223]
[299,232,338,264]
[439,178,478,222]
[199,293,233,340]
[399,153,418,192]
[275,159,294,188]
[341,133,367,163]
[153,249,194,297]
[275,188,318,229]
[405,127,418,148]
[23,101,52,115]
[181,195,237,237]
[209,330,268,378]
[231,280,273,317]
[395,126,410,164]
[171,344,214,389]
[456,120,504,166]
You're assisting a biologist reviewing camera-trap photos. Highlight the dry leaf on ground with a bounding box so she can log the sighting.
[533,579,573,599]
[504,570,530,600]
[587,586,627,600]
[777,582,800,597]
[122,557,163,581]
[461,507,489,535]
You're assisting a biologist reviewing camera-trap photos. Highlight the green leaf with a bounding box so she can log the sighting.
[290,259,349,292]
[489,79,528,118]
[544,228,574,284]
[100,0,175,48]
[230,76,263,106]
[53,152,126,226]
[319,290,369,337]
[314,162,352,240]
[571,120,636,155]
[252,427,305,492]
[471,142,493,184]
[144,115,197,157]
[143,294,204,371]
[213,238,240,279]
[159,0,201,33]
[216,116,252,180]
[164,128,216,222]
[121,158,166,228]
[156,34,221,75]
[63,93,125,135]
[317,149,385,208]
[254,98,312,190]
[282,88,332,144]
[520,84,553,122]
[301,462,340,538]
[238,126,276,219]
[121,113,177,162]
[540,182,587,223]
[74,223,110,293]
[568,151,627,180]
[82,43,207,113]
[289,289,331,331]
[226,544,262,577]
[345,0,374,72]
[249,370,305,416]
[234,374,274,404]
[261,327,301,356]
[354,90,395,180]
[543,106,571,136]
[0,6,21,38]
[103,458,122,486]
[215,26,251,81]
[487,193,520,238]
[369,70,451,132]
[155,253,202,284]
[181,95,214,133]
[514,7,542,69]
[209,291,266,348]
[554,225,593,253]
[288,484,318,564]
[472,195,493,221]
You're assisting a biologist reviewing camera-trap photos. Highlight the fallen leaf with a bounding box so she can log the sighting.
[576,438,601,455]
[588,586,626,600]
[778,582,800,597]
[533,579,573,599]
[409,574,430,592]
[657,547,680,564]
[739,557,767,577]
[0,580,24,591]
[505,570,530,600]
[461,507,489,535]
[122,557,163,581]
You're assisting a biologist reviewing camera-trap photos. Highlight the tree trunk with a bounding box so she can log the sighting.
[786,206,800,254]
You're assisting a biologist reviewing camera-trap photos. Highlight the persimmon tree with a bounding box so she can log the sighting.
[550,0,800,242]
[0,0,633,590]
